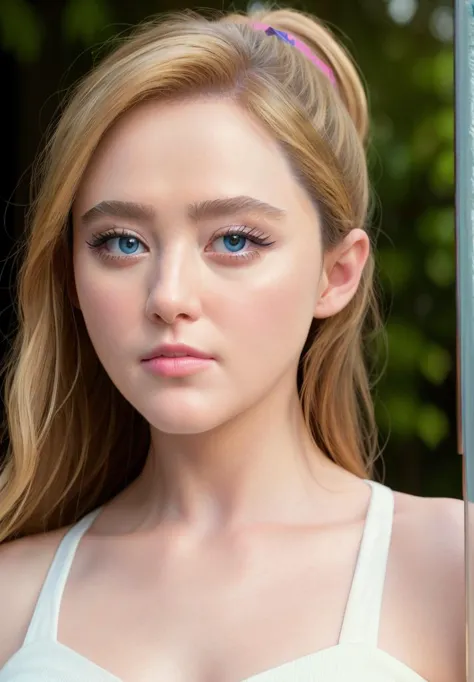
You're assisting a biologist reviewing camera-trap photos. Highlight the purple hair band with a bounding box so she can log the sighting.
[251,22,337,87]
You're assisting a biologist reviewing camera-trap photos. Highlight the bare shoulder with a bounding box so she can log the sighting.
[392,491,464,581]
[0,526,69,667]
[387,489,465,682]
[393,489,464,553]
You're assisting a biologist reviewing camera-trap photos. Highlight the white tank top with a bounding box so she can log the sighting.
[0,480,428,681]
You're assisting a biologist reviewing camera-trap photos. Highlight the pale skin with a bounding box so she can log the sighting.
[0,98,465,681]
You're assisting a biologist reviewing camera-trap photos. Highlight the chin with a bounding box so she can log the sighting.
[136,396,232,436]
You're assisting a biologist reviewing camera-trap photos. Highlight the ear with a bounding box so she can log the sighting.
[314,228,370,320]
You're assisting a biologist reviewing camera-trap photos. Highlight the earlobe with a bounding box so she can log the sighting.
[313,229,370,320]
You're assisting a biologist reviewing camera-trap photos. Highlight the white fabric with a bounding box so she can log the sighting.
[0,480,428,681]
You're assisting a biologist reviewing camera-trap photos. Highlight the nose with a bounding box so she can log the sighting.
[145,242,202,325]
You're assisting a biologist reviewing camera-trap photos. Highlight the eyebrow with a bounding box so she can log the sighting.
[80,196,287,226]
[80,200,155,226]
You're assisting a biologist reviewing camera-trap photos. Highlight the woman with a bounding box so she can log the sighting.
[0,7,464,682]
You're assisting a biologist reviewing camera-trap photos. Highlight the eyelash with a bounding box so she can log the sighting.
[85,225,276,263]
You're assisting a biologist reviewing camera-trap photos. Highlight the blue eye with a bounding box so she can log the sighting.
[222,234,247,252]
[208,226,276,260]
[86,230,146,258]
[116,236,141,254]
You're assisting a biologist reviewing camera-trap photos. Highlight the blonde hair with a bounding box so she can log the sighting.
[0,7,382,542]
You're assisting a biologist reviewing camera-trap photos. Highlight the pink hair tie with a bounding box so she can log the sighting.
[250,22,337,87]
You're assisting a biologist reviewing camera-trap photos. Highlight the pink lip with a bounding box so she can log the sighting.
[141,343,215,378]
[142,356,214,377]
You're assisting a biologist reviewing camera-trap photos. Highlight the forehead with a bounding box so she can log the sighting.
[75,97,317,222]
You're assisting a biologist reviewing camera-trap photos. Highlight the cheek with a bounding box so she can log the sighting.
[211,252,319,361]
[74,259,142,359]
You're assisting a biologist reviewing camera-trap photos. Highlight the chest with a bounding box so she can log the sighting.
[58,525,362,682]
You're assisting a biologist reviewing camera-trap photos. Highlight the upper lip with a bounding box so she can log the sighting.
[141,343,214,361]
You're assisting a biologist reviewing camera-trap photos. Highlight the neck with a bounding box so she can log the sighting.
[125,384,356,534]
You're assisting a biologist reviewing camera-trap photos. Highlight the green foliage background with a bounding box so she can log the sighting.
[0,0,460,498]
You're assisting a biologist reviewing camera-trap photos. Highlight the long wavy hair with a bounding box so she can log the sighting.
[0,7,383,542]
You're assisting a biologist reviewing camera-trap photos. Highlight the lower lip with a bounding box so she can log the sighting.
[142,356,214,377]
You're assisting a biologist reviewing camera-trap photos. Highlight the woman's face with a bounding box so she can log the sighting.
[73,97,363,434]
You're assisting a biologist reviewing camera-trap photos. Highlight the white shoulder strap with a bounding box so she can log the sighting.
[23,507,103,644]
[338,480,395,647]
